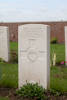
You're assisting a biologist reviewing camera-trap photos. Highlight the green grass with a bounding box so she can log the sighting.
[51,66,67,92]
[0,42,67,93]
[50,44,65,62]
[50,44,67,92]
[0,97,9,100]
[10,42,18,53]
[0,63,18,88]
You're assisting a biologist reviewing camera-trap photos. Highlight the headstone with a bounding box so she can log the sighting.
[0,26,10,62]
[65,26,67,65]
[18,24,50,89]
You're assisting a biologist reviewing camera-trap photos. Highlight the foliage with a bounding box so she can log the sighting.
[51,38,58,44]
[52,52,56,66]
[50,88,62,96]
[16,83,47,100]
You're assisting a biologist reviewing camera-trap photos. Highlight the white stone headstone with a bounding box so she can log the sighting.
[18,24,50,89]
[0,26,10,62]
[65,26,67,65]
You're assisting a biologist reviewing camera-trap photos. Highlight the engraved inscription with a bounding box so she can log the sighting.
[27,48,38,62]
[19,24,50,89]
[20,38,46,62]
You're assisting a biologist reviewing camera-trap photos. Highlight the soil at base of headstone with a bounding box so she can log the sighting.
[0,88,67,100]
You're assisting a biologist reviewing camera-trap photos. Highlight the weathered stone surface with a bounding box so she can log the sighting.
[65,26,67,65]
[18,24,50,89]
[0,26,10,62]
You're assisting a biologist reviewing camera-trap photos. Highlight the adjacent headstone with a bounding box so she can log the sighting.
[65,26,67,65]
[0,26,10,62]
[18,24,50,89]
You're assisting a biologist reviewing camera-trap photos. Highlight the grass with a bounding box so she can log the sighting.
[51,66,67,92]
[0,42,67,93]
[0,42,18,88]
[0,97,9,100]
[10,42,18,53]
[51,44,67,92]
[50,44,65,62]
[0,63,18,88]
